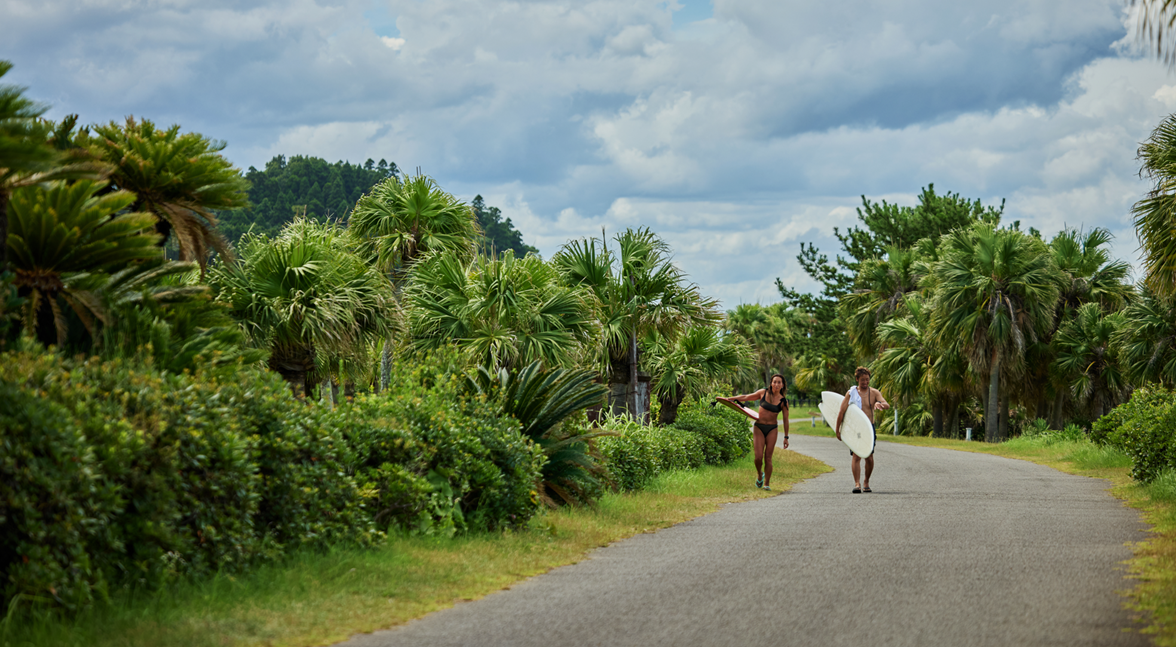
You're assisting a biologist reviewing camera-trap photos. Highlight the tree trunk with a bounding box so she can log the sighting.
[1051,390,1066,430]
[658,391,684,426]
[999,390,1010,441]
[1035,397,1048,424]
[985,353,1001,443]
[932,400,944,437]
[0,189,8,269]
[948,398,960,439]
[379,337,393,394]
[628,328,639,420]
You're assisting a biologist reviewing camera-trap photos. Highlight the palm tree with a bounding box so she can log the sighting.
[1054,303,1128,420]
[1118,286,1176,387]
[1133,0,1176,66]
[6,180,161,346]
[930,224,1061,442]
[792,352,850,394]
[405,250,597,370]
[349,172,481,390]
[552,228,719,418]
[85,117,250,270]
[0,61,103,268]
[840,246,920,359]
[1049,227,1131,314]
[1134,114,1176,299]
[209,217,394,396]
[724,302,795,389]
[643,325,752,425]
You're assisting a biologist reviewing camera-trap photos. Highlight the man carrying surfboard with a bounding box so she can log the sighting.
[835,367,889,494]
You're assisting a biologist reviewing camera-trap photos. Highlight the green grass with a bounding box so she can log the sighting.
[3,451,830,647]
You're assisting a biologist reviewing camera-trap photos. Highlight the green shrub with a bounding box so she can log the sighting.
[342,368,544,534]
[669,397,749,464]
[1094,385,1176,482]
[596,396,750,491]
[0,348,374,610]
[0,383,115,610]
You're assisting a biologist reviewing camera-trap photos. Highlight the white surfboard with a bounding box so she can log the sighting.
[819,390,875,458]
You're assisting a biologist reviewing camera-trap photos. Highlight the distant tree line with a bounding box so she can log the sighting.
[218,155,538,258]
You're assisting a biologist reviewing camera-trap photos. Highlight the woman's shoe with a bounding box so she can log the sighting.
[755,475,763,488]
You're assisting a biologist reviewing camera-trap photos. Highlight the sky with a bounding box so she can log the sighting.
[2,0,1174,307]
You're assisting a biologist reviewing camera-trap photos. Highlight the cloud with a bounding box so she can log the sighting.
[0,0,1163,306]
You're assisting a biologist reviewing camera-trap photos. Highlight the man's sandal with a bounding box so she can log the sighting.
[852,486,862,494]
[863,486,872,493]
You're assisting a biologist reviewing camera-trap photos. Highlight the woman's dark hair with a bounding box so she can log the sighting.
[768,374,787,396]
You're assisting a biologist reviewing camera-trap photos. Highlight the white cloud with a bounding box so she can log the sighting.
[0,0,1165,307]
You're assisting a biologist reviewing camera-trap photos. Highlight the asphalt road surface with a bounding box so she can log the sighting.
[338,435,1149,647]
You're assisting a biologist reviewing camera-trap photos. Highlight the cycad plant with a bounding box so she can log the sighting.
[643,326,751,425]
[0,61,103,268]
[209,217,393,396]
[6,179,160,346]
[405,249,596,370]
[464,361,611,505]
[85,117,250,269]
[724,302,796,389]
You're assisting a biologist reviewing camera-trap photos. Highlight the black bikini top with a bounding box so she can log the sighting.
[759,394,786,413]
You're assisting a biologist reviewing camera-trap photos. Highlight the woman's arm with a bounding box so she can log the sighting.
[725,389,764,403]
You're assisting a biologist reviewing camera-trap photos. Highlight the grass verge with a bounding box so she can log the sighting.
[3,451,829,647]
[795,424,1175,644]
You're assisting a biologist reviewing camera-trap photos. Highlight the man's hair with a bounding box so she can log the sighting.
[854,366,871,379]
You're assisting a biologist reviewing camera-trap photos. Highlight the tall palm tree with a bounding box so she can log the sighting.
[85,117,250,270]
[930,224,1060,442]
[0,61,103,268]
[6,180,160,346]
[349,172,481,390]
[643,325,752,425]
[209,218,394,396]
[405,250,597,370]
[552,228,719,417]
[1054,302,1128,420]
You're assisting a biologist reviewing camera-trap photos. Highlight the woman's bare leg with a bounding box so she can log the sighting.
[763,429,778,486]
[752,426,765,481]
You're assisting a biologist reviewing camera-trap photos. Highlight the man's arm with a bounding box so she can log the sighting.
[835,392,850,440]
[872,388,889,410]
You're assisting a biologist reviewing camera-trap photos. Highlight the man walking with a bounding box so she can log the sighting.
[835,366,889,493]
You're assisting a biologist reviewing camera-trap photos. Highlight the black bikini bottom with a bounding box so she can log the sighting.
[754,423,778,437]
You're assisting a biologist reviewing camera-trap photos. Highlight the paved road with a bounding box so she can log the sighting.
[339,436,1148,647]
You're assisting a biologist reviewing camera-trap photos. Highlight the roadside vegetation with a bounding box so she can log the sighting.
[8,36,1176,647]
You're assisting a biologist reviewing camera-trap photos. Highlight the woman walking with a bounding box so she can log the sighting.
[717,374,789,489]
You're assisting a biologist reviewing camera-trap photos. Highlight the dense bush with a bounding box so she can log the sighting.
[596,395,750,491]
[1092,385,1176,482]
[341,389,543,536]
[0,349,374,610]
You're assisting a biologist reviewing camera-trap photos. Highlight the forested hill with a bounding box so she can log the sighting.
[219,155,538,257]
